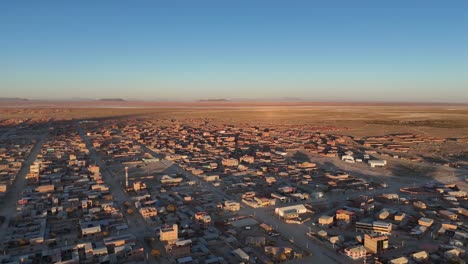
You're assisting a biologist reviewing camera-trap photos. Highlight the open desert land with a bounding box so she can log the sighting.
[1,102,467,264]
[1,102,467,134]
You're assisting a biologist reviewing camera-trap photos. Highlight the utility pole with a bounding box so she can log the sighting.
[125,166,129,190]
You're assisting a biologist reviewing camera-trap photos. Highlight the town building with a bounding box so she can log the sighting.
[364,233,389,254]
[344,245,366,259]
[160,224,178,243]
[336,209,356,222]
[318,215,334,226]
[224,200,240,211]
[356,221,392,235]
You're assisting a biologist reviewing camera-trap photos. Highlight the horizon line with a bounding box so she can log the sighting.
[1,98,467,106]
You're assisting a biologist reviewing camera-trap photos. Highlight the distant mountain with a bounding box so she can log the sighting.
[229,97,306,102]
[98,98,126,102]
[66,97,96,102]
[280,97,304,102]
[198,99,230,102]
[0,97,29,102]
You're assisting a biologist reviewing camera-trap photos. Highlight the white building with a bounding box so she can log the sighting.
[341,155,355,164]
[368,160,387,168]
[224,201,240,211]
[275,204,307,217]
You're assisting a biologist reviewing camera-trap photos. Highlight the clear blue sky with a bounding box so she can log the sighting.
[1,0,467,102]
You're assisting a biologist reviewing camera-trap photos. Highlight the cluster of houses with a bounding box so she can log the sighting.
[356,133,467,167]
[0,123,145,264]
[78,119,328,263]
[0,119,46,201]
[359,133,445,152]
[312,182,467,263]
[1,116,466,264]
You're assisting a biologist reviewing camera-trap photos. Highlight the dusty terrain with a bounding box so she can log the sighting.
[1,101,467,136]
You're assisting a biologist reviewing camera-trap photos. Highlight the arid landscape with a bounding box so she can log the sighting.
[1,103,467,263]
[2,102,468,177]
[2,1,467,263]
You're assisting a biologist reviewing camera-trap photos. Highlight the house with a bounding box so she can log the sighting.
[133,181,146,191]
[418,217,434,227]
[389,256,409,264]
[439,210,458,220]
[336,209,356,222]
[394,212,406,222]
[195,212,211,224]
[368,160,386,168]
[413,201,426,210]
[318,215,334,226]
[224,201,240,211]
[222,158,239,167]
[36,184,54,193]
[167,239,192,258]
[139,207,157,218]
[411,251,428,263]
[377,209,390,220]
[81,223,101,236]
[0,184,6,193]
[344,245,366,259]
[202,175,219,182]
[341,155,355,164]
[444,248,463,260]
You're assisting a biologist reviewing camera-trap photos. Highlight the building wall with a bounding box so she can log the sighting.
[160,224,178,242]
[364,234,388,254]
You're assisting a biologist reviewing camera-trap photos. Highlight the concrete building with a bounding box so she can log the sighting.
[240,155,255,164]
[318,215,334,226]
[167,239,192,258]
[275,204,307,218]
[222,158,239,167]
[160,224,178,242]
[161,175,183,184]
[368,159,386,168]
[418,217,434,227]
[133,181,146,192]
[413,201,427,210]
[336,209,356,222]
[439,210,458,220]
[36,184,54,193]
[139,207,157,218]
[341,154,355,164]
[376,209,390,220]
[364,233,388,254]
[202,174,219,182]
[394,212,406,222]
[444,248,462,260]
[81,224,101,236]
[344,245,366,260]
[389,257,409,264]
[195,212,212,224]
[224,200,240,211]
[411,251,428,263]
[356,221,392,235]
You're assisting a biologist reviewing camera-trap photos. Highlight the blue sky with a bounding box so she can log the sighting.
[0,0,467,102]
